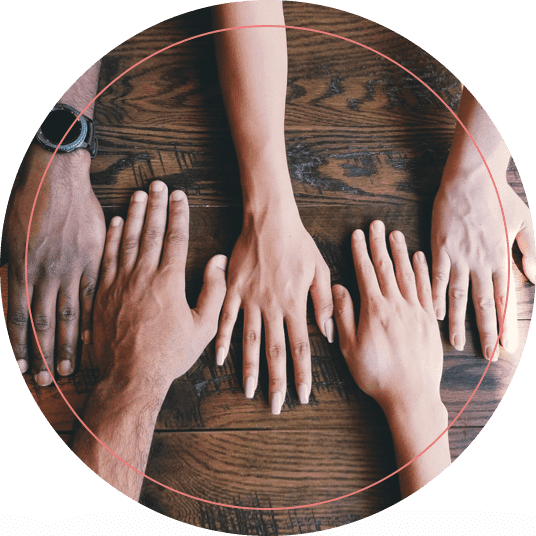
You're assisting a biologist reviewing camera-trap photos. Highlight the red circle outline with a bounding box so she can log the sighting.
[25,24,510,511]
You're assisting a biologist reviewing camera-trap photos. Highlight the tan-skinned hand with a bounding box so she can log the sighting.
[93,181,228,390]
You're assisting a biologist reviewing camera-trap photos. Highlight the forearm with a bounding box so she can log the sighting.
[443,87,510,185]
[71,375,166,501]
[384,399,451,498]
[212,1,294,213]
[57,60,101,119]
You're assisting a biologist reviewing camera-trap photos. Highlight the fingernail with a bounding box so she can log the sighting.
[416,251,426,263]
[170,189,185,201]
[245,376,256,399]
[216,346,227,366]
[485,346,498,362]
[111,216,122,227]
[17,359,28,373]
[435,307,445,320]
[271,391,284,415]
[151,180,164,192]
[133,190,146,202]
[298,383,309,404]
[35,371,52,387]
[324,318,334,343]
[372,220,383,232]
[215,255,228,271]
[58,360,72,376]
[353,229,365,240]
[82,330,92,345]
[453,334,464,351]
[392,230,404,243]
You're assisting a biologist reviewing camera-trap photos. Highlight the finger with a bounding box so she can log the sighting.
[332,284,357,359]
[389,230,418,302]
[100,216,124,288]
[351,229,381,299]
[215,292,241,366]
[310,258,334,343]
[493,269,519,354]
[30,284,60,386]
[56,283,80,376]
[79,258,100,346]
[242,306,262,399]
[160,190,190,270]
[7,266,32,374]
[138,180,169,269]
[516,213,536,283]
[412,252,434,315]
[193,254,228,341]
[264,316,287,415]
[285,311,312,405]
[471,272,499,361]
[368,220,398,296]
[120,190,148,273]
[432,248,451,320]
[448,265,469,351]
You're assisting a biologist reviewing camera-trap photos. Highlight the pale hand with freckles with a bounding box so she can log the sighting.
[333,221,450,498]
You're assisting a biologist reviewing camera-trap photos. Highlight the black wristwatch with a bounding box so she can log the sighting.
[35,103,98,158]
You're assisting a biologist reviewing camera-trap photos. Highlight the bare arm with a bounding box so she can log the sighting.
[212,0,333,413]
[72,182,227,499]
[431,88,535,360]
[4,62,106,384]
[333,221,450,497]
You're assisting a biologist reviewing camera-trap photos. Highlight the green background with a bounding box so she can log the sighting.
[0,0,536,535]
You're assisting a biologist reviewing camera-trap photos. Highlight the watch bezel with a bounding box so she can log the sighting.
[35,103,92,154]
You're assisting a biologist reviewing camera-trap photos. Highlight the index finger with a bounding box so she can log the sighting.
[351,229,381,299]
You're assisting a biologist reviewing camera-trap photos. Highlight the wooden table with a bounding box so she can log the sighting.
[2,3,533,534]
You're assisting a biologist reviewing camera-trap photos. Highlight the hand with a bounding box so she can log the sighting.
[431,165,535,360]
[215,201,333,414]
[332,221,443,414]
[332,221,450,497]
[93,181,228,391]
[4,145,106,385]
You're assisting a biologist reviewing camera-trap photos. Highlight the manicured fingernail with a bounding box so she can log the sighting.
[435,307,445,320]
[453,334,464,351]
[271,391,284,415]
[353,229,365,240]
[82,330,92,345]
[298,383,309,404]
[392,230,404,243]
[151,180,164,192]
[111,216,122,227]
[170,189,185,201]
[58,360,72,376]
[416,251,426,263]
[133,190,146,202]
[35,371,52,387]
[485,346,498,362]
[372,220,383,232]
[215,255,228,271]
[245,376,256,399]
[17,359,28,373]
[216,346,227,366]
[324,318,334,343]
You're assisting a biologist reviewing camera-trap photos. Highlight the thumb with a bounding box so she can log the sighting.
[331,284,357,358]
[194,254,228,338]
[516,211,536,284]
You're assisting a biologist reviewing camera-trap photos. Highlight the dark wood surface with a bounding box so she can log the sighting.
[1,3,533,534]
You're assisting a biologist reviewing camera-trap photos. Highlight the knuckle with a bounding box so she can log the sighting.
[143,225,163,242]
[291,341,310,362]
[121,236,139,253]
[9,309,28,328]
[58,305,78,323]
[82,279,97,301]
[58,343,76,359]
[449,287,467,301]
[12,343,29,359]
[269,379,286,392]
[244,330,260,345]
[433,271,449,284]
[377,256,393,271]
[33,313,52,332]
[165,230,188,248]
[220,310,235,327]
[475,296,495,312]
[268,344,285,361]
[243,363,258,377]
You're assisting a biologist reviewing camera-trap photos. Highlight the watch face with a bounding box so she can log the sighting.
[41,108,82,145]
